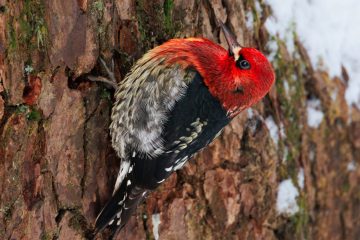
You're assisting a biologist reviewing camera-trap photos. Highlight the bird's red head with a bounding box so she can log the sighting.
[205,46,275,117]
[150,23,275,117]
[198,22,275,117]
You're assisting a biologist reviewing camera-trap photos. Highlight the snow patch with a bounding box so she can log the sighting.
[247,108,254,119]
[297,168,304,189]
[265,0,360,108]
[245,11,254,30]
[266,39,278,62]
[283,80,290,96]
[347,160,357,172]
[264,0,295,54]
[152,214,161,240]
[279,123,285,140]
[331,89,338,102]
[265,116,279,145]
[276,179,299,216]
[282,146,289,163]
[254,1,262,13]
[309,147,315,162]
[307,99,324,128]
[265,116,286,146]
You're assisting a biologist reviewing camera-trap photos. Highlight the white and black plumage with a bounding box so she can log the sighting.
[95,52,230,233]
[94,23,275,235]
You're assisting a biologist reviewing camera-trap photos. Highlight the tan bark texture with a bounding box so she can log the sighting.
[0,0,359,239]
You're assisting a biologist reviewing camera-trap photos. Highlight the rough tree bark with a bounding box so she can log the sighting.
[0,0,359,240]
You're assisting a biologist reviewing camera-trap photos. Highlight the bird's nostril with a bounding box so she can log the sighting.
[233,86,244,94]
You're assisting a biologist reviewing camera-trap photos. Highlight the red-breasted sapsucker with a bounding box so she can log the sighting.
[95,22,275,235]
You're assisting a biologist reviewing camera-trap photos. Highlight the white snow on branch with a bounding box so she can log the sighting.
[247,108,254,119]
[265,0,360,108]
[347,160,357,172]
[298,168,305,189]
[152,214,161,240]
[245,11,254,30]
[265,116,286,146]
[307,99,324,128]
[276,179,299,216]
[265,116,280,145]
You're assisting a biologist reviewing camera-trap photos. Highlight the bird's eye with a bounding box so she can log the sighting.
[237,60,251,70]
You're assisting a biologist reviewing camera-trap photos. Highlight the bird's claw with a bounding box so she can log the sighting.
[88,57,118,90]
[99,57,116,84]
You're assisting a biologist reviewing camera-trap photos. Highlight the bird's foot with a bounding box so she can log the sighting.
[88,57,118,90]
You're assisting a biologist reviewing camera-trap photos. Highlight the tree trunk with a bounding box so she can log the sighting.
[0,0,359,239]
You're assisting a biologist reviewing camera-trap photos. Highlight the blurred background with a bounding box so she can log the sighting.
[0,0,359,239]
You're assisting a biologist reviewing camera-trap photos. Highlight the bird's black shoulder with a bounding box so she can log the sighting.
[162,71,229,146]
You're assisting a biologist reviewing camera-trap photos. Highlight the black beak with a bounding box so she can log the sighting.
[218,20,242,58]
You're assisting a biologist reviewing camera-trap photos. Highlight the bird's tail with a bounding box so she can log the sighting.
[95,172,147,234]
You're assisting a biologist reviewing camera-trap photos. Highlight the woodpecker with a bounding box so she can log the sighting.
[95,22,275,235]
